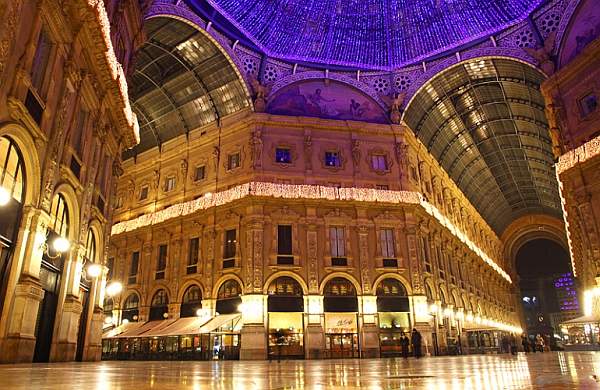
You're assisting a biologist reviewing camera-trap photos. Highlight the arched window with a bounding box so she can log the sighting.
[323,277,358,312]
[376,278,409,313]
[376,279,407,297]
[439,287,447,306]
[149,289,169,320]
[267,277,303,312]
[216,279,242,315]
[0,136,26,317]
[104,297,114,313]
[180,285,202,318]
[0,136,25,205]
[84,230,96,263]
[49,194,69,238]
[425,283,434,302]
[122,293,139,322]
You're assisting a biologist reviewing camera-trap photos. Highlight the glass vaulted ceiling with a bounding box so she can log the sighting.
[126,17,250,158]
[404,58,562,234]
[195,0,544,70]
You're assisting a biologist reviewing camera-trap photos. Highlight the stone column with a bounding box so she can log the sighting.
[305,295,324,359]
[359,295,379,358]
[240,218,266,360]
[51,244,85,362]
[0,206,49,363]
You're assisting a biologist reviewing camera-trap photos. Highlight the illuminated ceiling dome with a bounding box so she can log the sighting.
[192,0,544,70]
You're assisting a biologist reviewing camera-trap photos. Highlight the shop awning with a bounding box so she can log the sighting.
[115,320,167,338]
[562,314,600,326]
[137,319,178,337]
[199,313,242,333]
[102,321,143,338]
[153,316,211,337]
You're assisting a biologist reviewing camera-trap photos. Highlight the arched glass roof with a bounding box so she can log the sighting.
[404,58,562,234]
[126,17,251,158]
[192,0,544,70]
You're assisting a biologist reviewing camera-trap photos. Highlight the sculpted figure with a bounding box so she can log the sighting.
[249,74,270,112]
[524,31,556,76]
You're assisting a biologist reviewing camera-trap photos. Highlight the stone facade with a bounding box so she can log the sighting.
[0,0,141,363]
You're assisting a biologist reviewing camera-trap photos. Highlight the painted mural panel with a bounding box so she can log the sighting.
[267,80,389,124]
[559,0,600,66]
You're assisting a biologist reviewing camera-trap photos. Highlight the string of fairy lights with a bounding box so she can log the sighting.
[203,0,542,69]
[111,182,512,283]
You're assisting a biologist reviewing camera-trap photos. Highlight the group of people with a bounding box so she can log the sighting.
[500,334,519,355]
[521,333,547,353]
[399,328,423,359]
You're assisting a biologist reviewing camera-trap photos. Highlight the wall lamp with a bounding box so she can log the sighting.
[40,233,70,259]
[0,186,10,206]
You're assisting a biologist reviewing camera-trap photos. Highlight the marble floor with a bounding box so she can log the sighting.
[1,352,600,389]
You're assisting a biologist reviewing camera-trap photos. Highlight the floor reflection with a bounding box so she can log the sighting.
[1,352,600,389]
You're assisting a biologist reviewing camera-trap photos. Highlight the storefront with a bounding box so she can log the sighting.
[376,278,411,357]
[560,315,600,351]
[323,278,360,358]
[267,277,305,359]
[101,313,243,360]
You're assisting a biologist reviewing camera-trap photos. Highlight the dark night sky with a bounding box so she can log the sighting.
[516,239,571,279]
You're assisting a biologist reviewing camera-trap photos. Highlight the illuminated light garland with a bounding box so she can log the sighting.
[556,134,600,175]
[111,182,511,282]
[555,169,577,277]
[84,0,139,147]
[200,0,543,70]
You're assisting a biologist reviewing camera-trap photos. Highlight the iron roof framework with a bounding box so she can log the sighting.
[125,17,250,158]
[403,58,562,234]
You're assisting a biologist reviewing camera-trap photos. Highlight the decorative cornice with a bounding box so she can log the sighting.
[111,181,511,283]
[556,133,600,174]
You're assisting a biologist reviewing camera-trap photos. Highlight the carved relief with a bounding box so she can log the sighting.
[250,127,263,168]
[358,225,370,294]
[303,135,313,171]
[252,229,263,293]
[307,229,318,292]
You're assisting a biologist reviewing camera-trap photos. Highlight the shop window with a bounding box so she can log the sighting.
[31,27,52,92]
[277,225,293,265]
[580,93,598,117]
[139,185,148,201]
[156,244,167,280]
[187,237,199,274]
[164,176,176,192]
[324,151,341,167]
[371,154,388,171]
[227,153,241,170]
[71,109,88,157]
[379,228,396,261]
[223,229,237,268]
[275,148,292,164]
[330,227,346,265]
[194,165,206,181]
[128,251,139,285]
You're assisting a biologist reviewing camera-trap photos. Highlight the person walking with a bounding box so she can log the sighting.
[400,332,410,359]
[411,328,422,359]
[509,333,518,355]
[535,334,545,352]
[521,334,530,353]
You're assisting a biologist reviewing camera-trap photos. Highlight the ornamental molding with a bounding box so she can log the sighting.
[111,181,511,283]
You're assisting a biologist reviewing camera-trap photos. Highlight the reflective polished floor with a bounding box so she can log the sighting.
[2,352,600,389]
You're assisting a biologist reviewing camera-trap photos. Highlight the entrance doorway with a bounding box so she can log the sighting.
[267,276,305,359]
[323,277,360,359]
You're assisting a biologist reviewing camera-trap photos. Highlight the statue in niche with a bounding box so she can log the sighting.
[304,135,313,170]
[212,146,220,169]
[249,74,270,113]
[152,169,160,190]
[524,31,556,76]
[351,140,361,169]
[394,141,409,166]
[250,127,263,168]
[380,92,406,124]
[180,159,188,180]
